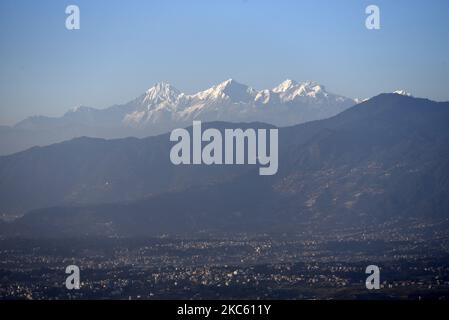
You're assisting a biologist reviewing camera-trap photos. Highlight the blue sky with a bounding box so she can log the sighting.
[0,0,448,125]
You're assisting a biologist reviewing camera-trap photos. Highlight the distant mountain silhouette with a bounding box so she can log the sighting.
[0,79,354,155]
[1,94,449,237]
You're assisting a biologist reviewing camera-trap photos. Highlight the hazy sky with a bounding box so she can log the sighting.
[1,0,448,125]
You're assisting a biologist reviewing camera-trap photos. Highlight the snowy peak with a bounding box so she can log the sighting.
[217,78,239,89]
[143,82,181,104]
[393,89,412,97]
[275,79,325,93]
[298,81,327,96]
[255,89,279,104]
[357,90,413,103]
[64,78,356,130]
[65,105,96,115]
[272,79,298,93]
[220,79,256,103]
[270,79,333,102]
[137,78,344,106]
[194,79,256,103]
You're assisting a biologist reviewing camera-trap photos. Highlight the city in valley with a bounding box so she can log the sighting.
[1,219,449,300]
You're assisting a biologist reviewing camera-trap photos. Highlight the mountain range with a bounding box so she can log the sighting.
[0,79,355,155]
[1,93,448,237]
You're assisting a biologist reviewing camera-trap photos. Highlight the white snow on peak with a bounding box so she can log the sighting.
[143,82,181,104]
[354,97,370,104]
[272,79,298,93]
[64,106,97,118]
[255,89,275,104]
[67,106,94,113]
[193,79,256,102]
[270,79,331,102]
[393,90,412,97]
[120,78,356,128]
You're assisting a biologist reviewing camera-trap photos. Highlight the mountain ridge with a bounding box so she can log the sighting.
[1,94,449,237]
[0,79,355,155]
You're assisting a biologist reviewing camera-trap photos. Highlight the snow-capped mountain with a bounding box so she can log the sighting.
[121,78,355,129]
[355,89,413,103]
[1,79,356,155]
[393,90,413,97]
